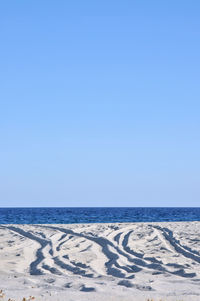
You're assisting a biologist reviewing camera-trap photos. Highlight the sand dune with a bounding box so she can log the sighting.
[0,222,200,300]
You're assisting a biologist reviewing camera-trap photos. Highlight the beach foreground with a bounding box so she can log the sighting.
[0,222,200,301]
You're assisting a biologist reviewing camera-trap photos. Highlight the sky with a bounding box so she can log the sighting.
[0,1,200,207]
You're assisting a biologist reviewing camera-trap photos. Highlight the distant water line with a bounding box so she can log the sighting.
[0,207,200,224]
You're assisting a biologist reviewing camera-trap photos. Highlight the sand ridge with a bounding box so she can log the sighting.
[0,222,200,300]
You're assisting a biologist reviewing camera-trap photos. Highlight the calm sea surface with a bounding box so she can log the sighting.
[0,207,200,224]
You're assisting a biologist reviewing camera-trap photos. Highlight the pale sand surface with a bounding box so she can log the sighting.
[0,222,200,300]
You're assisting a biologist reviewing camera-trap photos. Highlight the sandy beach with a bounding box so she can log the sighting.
[0,222,200,300]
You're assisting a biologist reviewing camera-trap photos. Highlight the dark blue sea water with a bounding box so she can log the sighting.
[0,207,200,224]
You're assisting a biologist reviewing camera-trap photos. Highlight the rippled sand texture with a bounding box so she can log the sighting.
[0,222,200,300]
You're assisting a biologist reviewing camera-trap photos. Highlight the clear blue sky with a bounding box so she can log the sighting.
[0,1,200,207]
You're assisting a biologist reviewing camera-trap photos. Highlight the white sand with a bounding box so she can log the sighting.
[0,222,200,300]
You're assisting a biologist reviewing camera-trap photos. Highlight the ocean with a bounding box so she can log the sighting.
[0,207,200,224]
